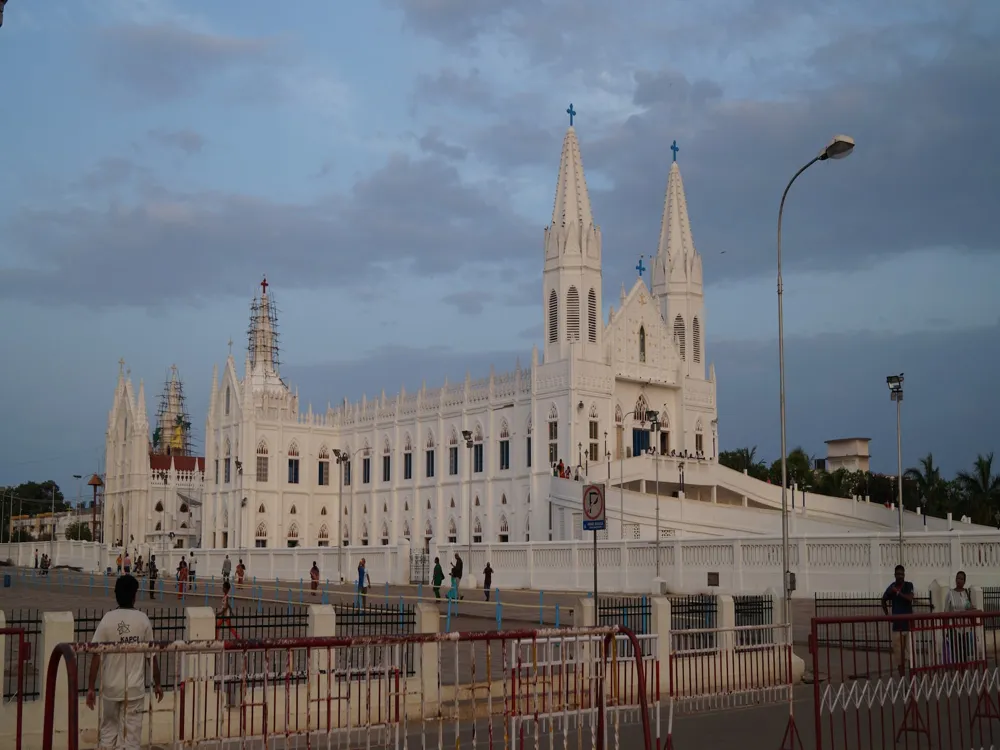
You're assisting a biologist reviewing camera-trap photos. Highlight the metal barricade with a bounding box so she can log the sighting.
[42,625,656,750]
[812,611,1000,749]
[667,623,800,749]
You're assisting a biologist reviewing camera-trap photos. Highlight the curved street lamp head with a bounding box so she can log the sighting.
[820,135,855,161]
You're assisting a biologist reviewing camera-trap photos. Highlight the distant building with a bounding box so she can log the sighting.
[10,506,102,541]
[824,438,871,473]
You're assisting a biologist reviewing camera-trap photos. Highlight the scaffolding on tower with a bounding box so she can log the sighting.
[247,277,283,381]
[153,365,194,457]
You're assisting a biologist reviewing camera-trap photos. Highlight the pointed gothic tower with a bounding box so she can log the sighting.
[543,123,603,363]
[247,277,287,394]
[154,365,192,456]
[651,152,706,379]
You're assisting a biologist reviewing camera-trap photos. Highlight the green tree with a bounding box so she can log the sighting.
[905,453,949,516]
[11,528,34,543]
[719,446,769,480]
[956,453,1000,525]
[815,467,854,498]
[10,480,68,513]
[64,521,93,542]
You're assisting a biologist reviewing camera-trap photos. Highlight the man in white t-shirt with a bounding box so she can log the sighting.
[86,575,163,750]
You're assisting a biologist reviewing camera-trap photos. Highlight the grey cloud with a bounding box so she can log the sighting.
[386,0,535,47]
[0,154,536,307]
[473,120,560,169]
[418,131,468,161]
[632,70,722,109]
[413,68,497,111]
[148,129,205,155]
[442,290,491,315]
[74,157,149,191]
[92,23,276,101]
[581,34,1000,283]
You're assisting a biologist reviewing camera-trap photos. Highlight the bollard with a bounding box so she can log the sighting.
[287,588,292,615]
[384,581,390,604]
[495,598,502,630]
[445,596,453,632]
[257,590,263,614]
[159,578,164,599]
[105,574,109,596]
[555,604,561,628]
[299,578,304,605]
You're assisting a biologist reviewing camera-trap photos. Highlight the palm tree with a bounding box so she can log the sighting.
[905,453,947,516]
[956,453,1000,525]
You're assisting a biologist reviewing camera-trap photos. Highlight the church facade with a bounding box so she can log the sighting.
[199,124,718,553]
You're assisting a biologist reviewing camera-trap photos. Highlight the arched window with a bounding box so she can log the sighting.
[255,522,268,548]
[361,523,369,546]
[498,515,510,543]
[287,523,300,548]
[674,315,686,361]
[425,431,436,479]
[404,501,409,512]
[547,404,559,464]
[224,439,232,483]
[155,501,164,513]
[566,285,580,341]
[382,502,387,514]
[426,432,435,449]
[288,442,299,457]
[525,416,533,469]
[289,505,297,515]
[180,522,187,529]
[179,503,189,514]
[403,521,411,539]
[548,290,558,342]
[403,433,413,479]
[615,404,623,424]
[447,518,457,543]
[695,418,705,455]
[425,519,433,539]
[588,404,599,461]
[320,506,327,516]
[426,499,432,510]
[525,515,530,542]
[588,288,597,343]
[225,386,231,416]
[692,316,702,363]
[256,440,269,483]
[155,521,162,531]
[500,420,510,439]
[318,525,330,547]
[450,498,455,508]
[258,503,266,513]
[501,494,507,505]
[287,441,300,484]
[639,325,646,363]
[474,496,480,507]
[473,517,482,544]
[318,445,330,486]
[380,522,389,546]
[634,394,649,421]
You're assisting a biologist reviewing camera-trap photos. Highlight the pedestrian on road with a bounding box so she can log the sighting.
[448,554,464,601]
[881,564,914,677]
[188,554,197,592]
[432,557,445,600]
[147,556,158,600]
[357,558,370,607]
[85,575,163,750]
[216,580,237,639]
[310,561,320,596]
[116,553,123,576]
[236,559,246,586]
[123,552,131,576]
[483,562,493,601]
[176,557,189,599]
[222,555,232,583]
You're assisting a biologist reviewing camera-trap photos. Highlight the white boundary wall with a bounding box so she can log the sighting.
[5,530,1000,597]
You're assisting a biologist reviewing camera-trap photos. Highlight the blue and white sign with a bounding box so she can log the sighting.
[582,483,606,531]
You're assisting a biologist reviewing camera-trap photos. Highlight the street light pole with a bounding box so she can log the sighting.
[651,415,661,578]
[777,134,855,628]
[888,374,905,564]
[462,431,474,565]
[333,449,347,582]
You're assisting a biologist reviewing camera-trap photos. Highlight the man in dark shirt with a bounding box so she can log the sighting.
[882,564,914,677]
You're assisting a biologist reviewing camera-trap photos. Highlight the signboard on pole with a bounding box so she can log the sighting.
[582,484,606,531]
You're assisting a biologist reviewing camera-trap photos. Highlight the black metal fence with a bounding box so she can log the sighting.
[814,591,934,650]
[597,596,652,657]
[3,609,41,700]
[669,594,719,652]
[734,594,775,648]
[409,552,430,585]
[334,601,417,676]
[981,587,1000,631]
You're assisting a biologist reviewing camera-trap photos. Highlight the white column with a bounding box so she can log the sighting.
[41,611,75,736]
[650,597,672,695]
[415,602,440,707]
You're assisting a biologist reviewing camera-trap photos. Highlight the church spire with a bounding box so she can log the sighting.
[249,276,280,377]
[550,125,595,233]
[652,160,701,295]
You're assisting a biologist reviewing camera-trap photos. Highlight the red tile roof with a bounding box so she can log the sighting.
[149,454,206,472]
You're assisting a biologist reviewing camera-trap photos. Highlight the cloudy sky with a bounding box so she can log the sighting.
[1,0,998,500]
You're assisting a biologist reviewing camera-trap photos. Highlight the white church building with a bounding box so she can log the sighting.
[98,120,998,592]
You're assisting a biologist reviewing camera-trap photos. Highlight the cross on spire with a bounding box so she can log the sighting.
[227,338,233,356]
[670,139,679,162]
[260,276,269,294]
[118,358,125,373]
[566,103,576,127]
[635,256,646,277]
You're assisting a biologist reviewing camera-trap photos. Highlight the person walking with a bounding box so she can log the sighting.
[147,555,158,600]
[235,559,246,587]
[944,570,975,663]
[123,551,131,576]
[85,575,163,750]
[310,561,320,597]
[222,555,232,583]
[116,553,123,576]
[188,553,197,592]
[216,580,237,639]
[34,549,39,570]
[432,557,445,600]
[357,558,370,607]
[483,562,493,602]
[881,564,915,678]
[176,557,189,599]
[448,554,464,601]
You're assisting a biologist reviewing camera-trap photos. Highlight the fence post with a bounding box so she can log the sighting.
[415,602,440,709]
[40,611,74,736]
[650,596,672,696]
[184,607,217,736]
[718,594,736,653]
[307,604,336,681]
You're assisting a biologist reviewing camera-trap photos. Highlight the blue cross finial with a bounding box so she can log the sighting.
[670,139,679,162]
[566,103,576,127]
[636,256,646,277]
